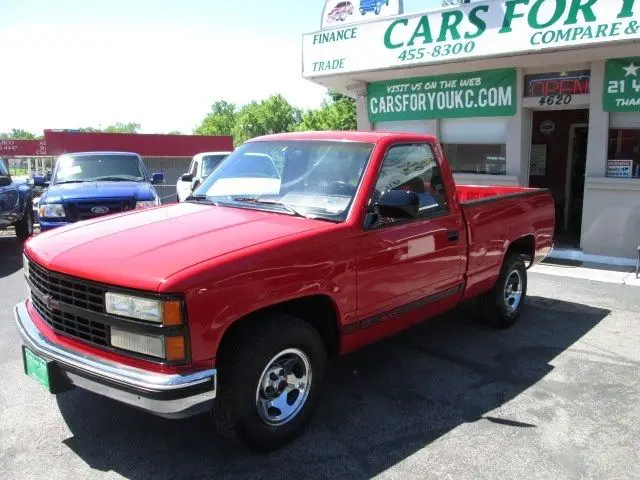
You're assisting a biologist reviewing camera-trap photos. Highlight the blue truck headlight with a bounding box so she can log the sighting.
[135,198,160,209]
[38,203,65,218]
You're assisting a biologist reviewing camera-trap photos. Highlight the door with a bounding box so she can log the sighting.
[565,125,588,236]
[176,158,199,202]
[356,143,465,322]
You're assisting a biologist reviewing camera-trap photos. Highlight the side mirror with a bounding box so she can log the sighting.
[180,173,193,183]
[0,175,11,187]
[376,190,419,219]
[151,172,165,184]
[33,174,46,187]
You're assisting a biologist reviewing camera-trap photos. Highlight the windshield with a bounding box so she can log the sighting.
[190,140,374,221]
[202,154,231,178]
[52,154,145,184]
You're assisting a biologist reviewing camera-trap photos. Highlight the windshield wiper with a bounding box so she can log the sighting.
[185,194,218,205]
[232,197,306,218]
[53,180,90,185]
[89,176,140,182]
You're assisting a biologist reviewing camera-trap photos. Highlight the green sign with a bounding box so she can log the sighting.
[367,68,516,123]
[604,57,640,112]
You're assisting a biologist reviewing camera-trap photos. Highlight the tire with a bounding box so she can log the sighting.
[479,253,527,329]
[15,201,34,243]
[212,314,327,452]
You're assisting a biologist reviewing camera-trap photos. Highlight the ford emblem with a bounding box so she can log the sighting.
[91,206,110,214]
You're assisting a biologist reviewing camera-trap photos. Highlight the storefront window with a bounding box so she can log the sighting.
[440,118,508,175]
[443,144,507,175]
[607,129,640,178]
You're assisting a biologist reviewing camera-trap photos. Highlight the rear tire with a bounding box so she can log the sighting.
[15,201,34,243]
[479,253,527,329]
[212,315,327,452]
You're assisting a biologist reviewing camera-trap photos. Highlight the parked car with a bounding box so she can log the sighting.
[360,0,388,15]
[176,151,232,202]
[0,159,34,242]
[15,131,554,453]
[327,1,354,22]
[33,151,165,231]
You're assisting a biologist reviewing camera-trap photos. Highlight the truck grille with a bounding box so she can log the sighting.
[67,198,134,221]
[28,260,109,346]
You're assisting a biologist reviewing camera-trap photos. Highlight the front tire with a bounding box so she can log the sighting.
[479,253,527,329]
[213,315,327,452]
[15,201,34,242]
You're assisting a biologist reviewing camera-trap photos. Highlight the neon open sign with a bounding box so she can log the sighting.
[524,70,591,97]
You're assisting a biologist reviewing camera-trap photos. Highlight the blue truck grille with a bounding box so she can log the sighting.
[67,198,134,222]
[27,260,109,347]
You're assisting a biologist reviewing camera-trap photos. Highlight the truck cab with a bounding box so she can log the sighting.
[34,151,165,231]
[0,158,34,242]
[176,151,232,202]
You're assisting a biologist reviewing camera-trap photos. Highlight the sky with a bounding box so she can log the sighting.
[0,0,444,135]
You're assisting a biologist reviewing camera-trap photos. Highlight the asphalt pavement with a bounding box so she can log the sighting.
[1,232,639,480]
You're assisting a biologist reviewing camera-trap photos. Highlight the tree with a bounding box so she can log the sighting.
[103,122,141,133]
[231,95,302,145]
[75,122,141,133]
[297,90,357,132]
[0,128,38,140]
[194,101,237,137]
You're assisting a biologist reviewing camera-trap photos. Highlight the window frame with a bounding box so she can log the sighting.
[363,142,452,231]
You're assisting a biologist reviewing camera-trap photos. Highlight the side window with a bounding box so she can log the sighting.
[373,143,448,221]
[0,159,8,176]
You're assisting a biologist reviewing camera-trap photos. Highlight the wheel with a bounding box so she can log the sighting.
[15,201,34,242]
[212,315,327,452]
[479,253,527,329]
[375,4,381,14]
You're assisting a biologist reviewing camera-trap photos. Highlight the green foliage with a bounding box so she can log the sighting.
[75,122,140,133]
[194,101,237,137]
[297,91,357,132]
[0,128,39,140]
[104,122,141,133]
[232,95,302,146]
[194,90,356,146]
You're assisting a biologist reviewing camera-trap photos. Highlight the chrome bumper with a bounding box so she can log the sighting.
[14,301,216,419]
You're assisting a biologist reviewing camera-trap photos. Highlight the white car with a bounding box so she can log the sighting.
[176,151,232,202]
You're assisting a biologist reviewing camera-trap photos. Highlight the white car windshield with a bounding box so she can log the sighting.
[190,140,374,221]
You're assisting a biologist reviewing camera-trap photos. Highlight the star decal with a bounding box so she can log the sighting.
[622,62,639,77]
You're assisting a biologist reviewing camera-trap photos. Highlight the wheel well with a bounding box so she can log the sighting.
[216,295,340,360]
[506,235,536,267]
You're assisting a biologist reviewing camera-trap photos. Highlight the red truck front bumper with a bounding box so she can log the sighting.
[14,301,217,419]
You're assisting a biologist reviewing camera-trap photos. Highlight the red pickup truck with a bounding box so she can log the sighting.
[15,131,554,452]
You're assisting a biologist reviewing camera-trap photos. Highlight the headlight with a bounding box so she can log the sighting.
[105,292,182,326]
[38,203,65,218]
[136,198,160,209]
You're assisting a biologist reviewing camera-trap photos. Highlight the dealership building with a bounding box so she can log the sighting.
[305,0,640,262]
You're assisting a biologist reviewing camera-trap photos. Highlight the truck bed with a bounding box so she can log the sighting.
[455,184,555,301]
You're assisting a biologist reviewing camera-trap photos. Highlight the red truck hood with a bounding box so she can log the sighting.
[25,203,330,291]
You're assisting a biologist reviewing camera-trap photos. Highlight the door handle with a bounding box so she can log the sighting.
[447,230,459,242]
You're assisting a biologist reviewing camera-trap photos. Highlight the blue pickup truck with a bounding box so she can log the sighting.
[34,151,165,231]
[0,159,34,242]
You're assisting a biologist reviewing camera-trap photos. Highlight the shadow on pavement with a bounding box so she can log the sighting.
[57,296,609,479]
[0,235,23,279]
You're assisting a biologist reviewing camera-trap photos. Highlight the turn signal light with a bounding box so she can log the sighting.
[165,336,186,362]
[162,300,183,327]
